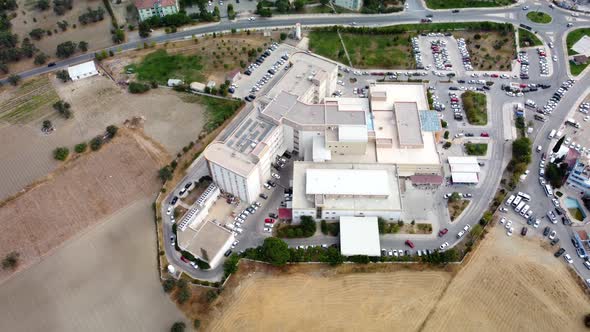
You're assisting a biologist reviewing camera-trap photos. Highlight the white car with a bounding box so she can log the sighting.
[500,217,506,224]
[533,219,540,228]
[166,206,172,215]
[271,173,281,179]
[439,242,449,250]
[507,227,513,236]
[549,230,556,240]
[552,199,560,208]
[505,220,512,229]
[564,254,573,264]
[263,227,272,233]
[249,16,255,21]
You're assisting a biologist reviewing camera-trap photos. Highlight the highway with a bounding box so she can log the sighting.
[146,0,590,280]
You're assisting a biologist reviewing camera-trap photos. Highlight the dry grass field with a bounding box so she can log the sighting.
[0,74,206,200]
[9,0,113,73]
[422,226,590,332]
[0,129,167,284]
[200,226,590,332]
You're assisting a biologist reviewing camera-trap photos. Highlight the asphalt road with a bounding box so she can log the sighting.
[109,0,590,280]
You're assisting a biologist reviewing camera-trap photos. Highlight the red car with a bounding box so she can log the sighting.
[180,256,190,263]
[405,240,415,248]
[491,74,499,78]
[480,132,489,137]
[264,218,275,224]
[438,228,449,237]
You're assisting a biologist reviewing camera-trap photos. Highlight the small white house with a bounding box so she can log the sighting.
[67,61,98,81]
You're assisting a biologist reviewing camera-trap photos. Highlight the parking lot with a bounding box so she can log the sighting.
[414,35,468,75]
[232,44,297,99]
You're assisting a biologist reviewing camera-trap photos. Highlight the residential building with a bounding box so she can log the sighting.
[334,0,363,11]
[135,0,179,21]
[567,159,590,195]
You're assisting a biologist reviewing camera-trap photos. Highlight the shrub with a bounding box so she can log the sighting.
[128,81,150,94]
[443,130,449,139]
[74,142,87,153]
[171,321,186,332]
[90,136,103,151]
[53,147,69,161]
[53,100,73,119]
[2,251,20,270]
[56,69,70,82]
[177,287,191,304]
[106,125,118,137]
[159,166,173,182]
[194,319,201,330]
[56,41,78,58]
[162,279,176,293]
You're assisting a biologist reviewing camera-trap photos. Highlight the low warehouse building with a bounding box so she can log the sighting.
[448,156,481,184]
[339,216,381,256]
[67,61,98,81]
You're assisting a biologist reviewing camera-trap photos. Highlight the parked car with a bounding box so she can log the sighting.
[564,254,573,264]
[521,227,528,236]
[554,248,565,257]
[438,228,449,237]
[439,242,449,250]
[405,240,415,248]
[259,193,268,199]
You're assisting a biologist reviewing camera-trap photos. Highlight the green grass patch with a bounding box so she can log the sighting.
[0,77,59,124]
[425,0,514,9]
[462,91,487,125]
[127,49,205,84]
[519,28,542,47]
[566,28,590,55]
[526,11,552,24]
[570,61,588,76]
[311,22,514,69]
[181,94,243,132]
[465,143,488,156]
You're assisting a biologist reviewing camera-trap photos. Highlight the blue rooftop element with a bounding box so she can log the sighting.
[419,110,441,132]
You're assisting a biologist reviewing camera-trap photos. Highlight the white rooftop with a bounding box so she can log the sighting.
[448,156,479,164]
[339,125,368,142]
[451,172,479,184]
[67,61,98,80]
[305,168,390,196]
[572,35,590,56]
[339,216,381,256]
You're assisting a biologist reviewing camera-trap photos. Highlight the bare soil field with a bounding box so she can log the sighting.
[8,0,112,73]
[0,129,167,284]
[422,226,590,332]
[0,197,186,332]
[200,226,590,331]
[0,74,206,200]
[455,31,515,71]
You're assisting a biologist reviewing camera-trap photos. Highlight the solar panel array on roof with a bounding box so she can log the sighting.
[419,110,442,132]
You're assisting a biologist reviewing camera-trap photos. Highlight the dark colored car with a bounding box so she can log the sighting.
[452,9,460,13]
[224,249,232,257]
[521,227,528,236]
[543,227,550,236]
[259,193,268,199]
[47,62,56,67]
[572,238,580,248]
[554,248,565,257]
[550,238,560,246]
[405,240,415,248]
[438,228,449,237]
[555,208,562,215]
[268,181,276,187]
[269,213,278,219]
[170,196,178,205]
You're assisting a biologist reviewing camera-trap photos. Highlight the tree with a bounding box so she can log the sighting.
[7,74,20,86]
[223,253,240,276]
[34,53,48,65]
[56,69,70,82]
[320,0,330,5]
[106,125,118,138]
[42,120,52,130]
[36,0,50,10]
[449,192,461,203]
[294,0,305,11]
[262,237,290,266]
[74,142,87,153]
[90,136,103,151]
[585,313,590,328]
[21,38,36,57]
[300,215,316,236]
[194,319,201,330]
[53,0,73,15]
[53,100,72,119]
[2,251,20,270]
[112,29,125,43]
[56,41,77,58]
[138,22,151,38]
[29,28,45,40]
[170,321,186,332]
[176,287,191,304]
[162,278,176,293]
[323,247,344,265]
[512,137,532,164]
[78,41,88,52]
[159,166,173,182]
[227,4,236,20]
[53,147,69,161]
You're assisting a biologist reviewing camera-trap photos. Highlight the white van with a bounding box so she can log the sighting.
[548,129,556,139]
